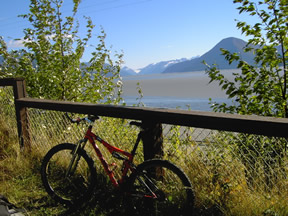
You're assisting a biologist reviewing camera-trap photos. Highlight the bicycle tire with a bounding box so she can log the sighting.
[41,143,96,206]
[127,159,195,216]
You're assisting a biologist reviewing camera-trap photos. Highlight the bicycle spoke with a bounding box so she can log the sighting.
[127,159,194,216]
[41,143,96,206]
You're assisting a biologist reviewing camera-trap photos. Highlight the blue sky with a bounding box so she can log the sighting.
[0,0,255,70]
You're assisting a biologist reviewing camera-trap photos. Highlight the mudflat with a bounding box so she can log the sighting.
[122,70,235,98]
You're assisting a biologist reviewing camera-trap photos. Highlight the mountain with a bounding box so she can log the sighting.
[163,37,255,73]
[138,58,189,75]
[120,66,137,76]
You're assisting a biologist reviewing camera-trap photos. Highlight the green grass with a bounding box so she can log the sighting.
[0,116,215,216]
[0,138,127,215]
[0,116,163,215]
[1,114,288,215]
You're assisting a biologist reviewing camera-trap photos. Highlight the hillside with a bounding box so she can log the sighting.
[120,66,137,76]
[163,37,255,73]
[119,58,190,76]
[138,58,188,75]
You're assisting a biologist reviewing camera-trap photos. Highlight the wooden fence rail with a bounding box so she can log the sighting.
[16,97,288,137]
[1,78,288,158]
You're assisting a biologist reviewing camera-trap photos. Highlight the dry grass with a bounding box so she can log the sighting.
[1,88,288,215]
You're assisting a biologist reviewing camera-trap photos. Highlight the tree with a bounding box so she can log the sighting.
[205,0,288,118]
[0,0,123,104]
[204,0,288,188]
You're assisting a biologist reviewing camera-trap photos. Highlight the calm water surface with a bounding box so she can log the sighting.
[123,96,233,111]
[122,70,236,111]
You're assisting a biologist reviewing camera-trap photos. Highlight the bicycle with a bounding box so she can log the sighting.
[41,113,194,215]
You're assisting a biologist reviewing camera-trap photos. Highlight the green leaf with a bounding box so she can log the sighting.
[0,0,123,104]
[204,0,288,118]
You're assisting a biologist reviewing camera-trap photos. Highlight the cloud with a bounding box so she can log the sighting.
[7,39,26,48]
[7,34,73,48]
[46,34,72,40]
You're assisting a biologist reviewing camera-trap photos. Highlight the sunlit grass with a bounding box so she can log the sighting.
[1,110,288,215]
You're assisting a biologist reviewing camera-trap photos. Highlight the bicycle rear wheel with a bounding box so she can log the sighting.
[41,143,96,206]
[127,159,194,216]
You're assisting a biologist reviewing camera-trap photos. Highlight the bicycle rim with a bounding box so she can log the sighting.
[128,159,194,216]
[41,143,96,206]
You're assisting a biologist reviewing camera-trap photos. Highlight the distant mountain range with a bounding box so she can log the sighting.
[137,58,190,75]
[119,66,138,76]
[120,37,257,76]
[163,37,255,73]
[0,37,264,77]
[119,58,190,76]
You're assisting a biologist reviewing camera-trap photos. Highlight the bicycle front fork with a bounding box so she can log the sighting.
[65,139,87,178]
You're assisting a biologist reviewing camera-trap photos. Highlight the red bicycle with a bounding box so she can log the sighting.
[41,113,194,215]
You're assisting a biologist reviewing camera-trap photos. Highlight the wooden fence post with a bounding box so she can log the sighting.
[141,120,164,160]
[13,78,31,149]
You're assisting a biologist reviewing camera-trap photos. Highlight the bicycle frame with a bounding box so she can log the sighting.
[82,124,141,187]
[42,114,193,209]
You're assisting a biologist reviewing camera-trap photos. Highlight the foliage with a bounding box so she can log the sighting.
[203,0,288,189]
[135,82,145,107]
[0,0,123,104]
[205,0,288,118]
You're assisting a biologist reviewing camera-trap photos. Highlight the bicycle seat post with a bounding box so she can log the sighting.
[130,129,143,157]
[129,120,164,160]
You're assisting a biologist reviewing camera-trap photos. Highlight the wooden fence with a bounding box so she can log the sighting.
[1,78,288,159]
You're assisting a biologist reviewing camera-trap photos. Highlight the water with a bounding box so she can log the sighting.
[122,70,236,111]
[122,96,232,111]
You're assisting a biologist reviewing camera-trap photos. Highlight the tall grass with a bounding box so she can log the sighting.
[0,116,131,215]
[162,125,288,216]
[1,105,288,215]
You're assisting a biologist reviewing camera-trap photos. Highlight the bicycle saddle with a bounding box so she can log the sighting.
[129,121,143,128]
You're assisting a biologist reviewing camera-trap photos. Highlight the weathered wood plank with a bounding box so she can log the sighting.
[0,78,25,86]
[16,97,288,138]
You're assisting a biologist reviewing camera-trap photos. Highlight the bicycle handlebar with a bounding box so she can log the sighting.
[65,112,144,130]
[65,112,99,124]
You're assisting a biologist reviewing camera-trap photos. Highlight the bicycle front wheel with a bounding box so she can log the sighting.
[127,159,194,216]
[41,143,96,206]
